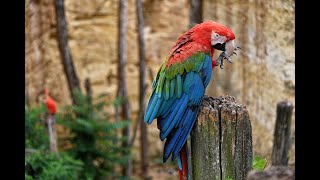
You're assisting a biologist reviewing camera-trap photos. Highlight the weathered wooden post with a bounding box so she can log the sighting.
[46,114,58,153]
[271,101,293,166]
[191,95,253,180]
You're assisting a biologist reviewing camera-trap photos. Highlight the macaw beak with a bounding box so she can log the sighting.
[212,40,239,57]
[224,40,235,57]
[212,42,226,51]
[214,40,241,69]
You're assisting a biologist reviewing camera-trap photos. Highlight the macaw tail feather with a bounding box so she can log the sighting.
[178,143,188,180]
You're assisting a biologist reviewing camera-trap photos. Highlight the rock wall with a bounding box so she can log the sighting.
[202,0,295,165]
[25,0,295,165]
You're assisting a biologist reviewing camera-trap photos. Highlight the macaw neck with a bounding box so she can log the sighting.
[210,47,215,57]
[210,48,217,69]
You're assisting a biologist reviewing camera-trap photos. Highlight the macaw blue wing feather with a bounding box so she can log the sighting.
[144,52,213,162]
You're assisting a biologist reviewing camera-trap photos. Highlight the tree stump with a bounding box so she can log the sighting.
[191,95,253,180]
[272,101,293,166]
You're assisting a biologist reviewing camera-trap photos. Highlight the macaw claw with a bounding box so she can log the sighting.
[216,51,232,69]
[216,45,241,69]
[233,46,241,56]
[235,46,242,50]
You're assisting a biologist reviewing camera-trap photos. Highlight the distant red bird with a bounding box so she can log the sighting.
[44,88,57,115]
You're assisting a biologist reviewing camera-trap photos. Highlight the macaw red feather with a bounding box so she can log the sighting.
[179,143,188,180]
[166,21,235,68]
[167,42,211,67]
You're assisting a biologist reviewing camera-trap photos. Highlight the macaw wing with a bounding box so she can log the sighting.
[144,51,213,162]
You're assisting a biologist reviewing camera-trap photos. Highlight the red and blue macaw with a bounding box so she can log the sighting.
[144,21,239,179]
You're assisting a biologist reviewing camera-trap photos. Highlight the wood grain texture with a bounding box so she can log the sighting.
[272,101,293,166]
[191,95,252,180]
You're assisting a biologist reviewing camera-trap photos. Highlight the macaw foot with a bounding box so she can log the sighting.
[231,46,242,56]
[216,46,241,69]
[216,51,232,69]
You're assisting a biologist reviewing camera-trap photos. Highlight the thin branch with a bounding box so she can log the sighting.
[136,0,149,177]
[117,0,132,177]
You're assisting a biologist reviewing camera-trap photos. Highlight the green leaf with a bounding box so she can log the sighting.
[252,156,268,171]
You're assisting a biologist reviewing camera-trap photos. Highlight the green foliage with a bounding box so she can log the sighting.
[25,105,49,150]
[25,104,84,179]
[25,151,83,180]
[58,91,130,179]
[25,91,131,179]
[252,155,268,171]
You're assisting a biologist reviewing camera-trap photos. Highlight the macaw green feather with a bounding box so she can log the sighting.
[170,78,175,98]
[153,51,209,97]
[164,79,170,100]
[184,59,193,72]
[156,72,165,98]
[165,51,208,80]
[176,74,182,98]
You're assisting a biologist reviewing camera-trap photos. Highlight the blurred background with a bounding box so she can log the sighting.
[25,0,294,179]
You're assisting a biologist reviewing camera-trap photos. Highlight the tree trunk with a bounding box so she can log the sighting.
[189,0,203,28]
[136,0,149,178]
[191,96,253,180]
[117,0,132,177]
[54,0,81,105]
[271,101,293,166]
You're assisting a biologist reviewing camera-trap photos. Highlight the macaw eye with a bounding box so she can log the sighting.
[211,32,226,46]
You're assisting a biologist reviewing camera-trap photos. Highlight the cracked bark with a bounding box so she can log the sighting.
[191,95,252,180]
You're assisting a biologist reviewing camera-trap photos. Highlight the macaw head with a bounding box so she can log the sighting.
[191,20,240,68]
